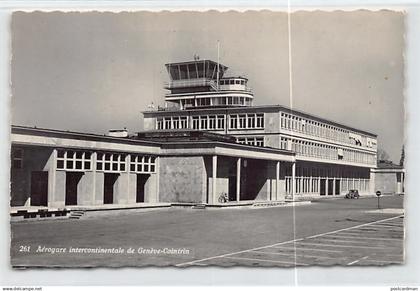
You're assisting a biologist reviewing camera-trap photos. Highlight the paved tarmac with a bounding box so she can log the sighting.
[10,195,404,268]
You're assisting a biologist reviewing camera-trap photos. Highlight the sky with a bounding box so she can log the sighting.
[11,10,405,163]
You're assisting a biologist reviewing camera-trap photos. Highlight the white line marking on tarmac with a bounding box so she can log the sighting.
[348,255,369,265]
[366,224,403,228]
[324,234,403,241]
[175,215,403,267]
[271,246,343,253]
[308,238,399,245]
[362,259,403,264]
[250,250,336,260]
[294,242,395,249]
[224,256,309,266]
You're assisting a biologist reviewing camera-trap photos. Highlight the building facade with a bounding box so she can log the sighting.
[10,58,384,211]
[143,59,378,199]
[10,126,295,209]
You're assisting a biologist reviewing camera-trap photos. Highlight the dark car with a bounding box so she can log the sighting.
[345,189,360,199]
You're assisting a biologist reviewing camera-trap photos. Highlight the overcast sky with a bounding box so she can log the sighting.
[11,10,405,163]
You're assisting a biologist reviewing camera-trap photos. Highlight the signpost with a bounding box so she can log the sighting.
[376,190,382,209]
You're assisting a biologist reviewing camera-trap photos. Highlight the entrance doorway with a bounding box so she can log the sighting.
[31,171,48,206]
[335,179,341,195]
[136,174,150,203]
[104,173,119,204]
[320,179,326,195]
[65,172,84,205]
[228,176,237,201]
[328,179,334,195]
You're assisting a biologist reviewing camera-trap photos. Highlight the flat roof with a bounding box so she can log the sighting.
[11,125,295,160]
[143,104,377,137]
[165,59,228,71]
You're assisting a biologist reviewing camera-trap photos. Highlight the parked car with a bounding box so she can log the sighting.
[345,189,360,199]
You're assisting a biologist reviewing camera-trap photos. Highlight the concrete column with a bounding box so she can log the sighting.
[212,155,217,204]
[47,149,57,207]
[299,177,303,195]
[369,170,375,194]
[155,156,160,203]
[318,177,321,194]
[50,171,66,208]
[94,172,104,205]
[78,172,95,205]
[236,157,241,202]
[325,178,329,195]
[309,176,313,194]
[276,161,280,201]
[291,162,296,201]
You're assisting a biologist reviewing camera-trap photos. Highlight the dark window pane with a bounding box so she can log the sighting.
[66,160,73,169]
[97,163,102,170]
[67,151,74,158]
[57,150,65,158]
[112,163,118,171]
[97,153,103,160]
[137,164,142,172]
[150,165,155,172]
[84,161,91,169]
[105,163,110,171]
[57,160,64,169]
[131,155,136,162]
[76,161,82,169]
[85,152,91,159]
[112,155,118,161]
[76,152,83,159]
[105,153,111,160]
[130,164,136,172]
[144,164,149,172]
[120,164,125,171]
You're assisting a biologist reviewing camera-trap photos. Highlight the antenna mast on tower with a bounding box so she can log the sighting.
[217,40,220,91]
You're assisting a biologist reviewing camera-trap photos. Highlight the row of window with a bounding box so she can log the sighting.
[280,112,374,148]
[156,113,265,130]
[56,150,156,173]
[236,137,264,147]
[280,137,376,165]
[285,177,369,195]
[157,116,189,130]
[178,96,252,109]
[292,166,369,178]
[229,113,264,130]
[219,79,246,85]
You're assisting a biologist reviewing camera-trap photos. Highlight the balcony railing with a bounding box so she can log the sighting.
[164,78,218,90]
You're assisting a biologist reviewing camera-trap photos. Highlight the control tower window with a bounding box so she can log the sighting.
[188,64,197,78]
[235,80,240,84]
[197,63,205,78]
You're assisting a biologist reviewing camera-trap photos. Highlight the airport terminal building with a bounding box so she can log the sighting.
[10,59,385,211]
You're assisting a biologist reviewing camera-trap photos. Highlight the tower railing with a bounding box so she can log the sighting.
[164,78,218,90]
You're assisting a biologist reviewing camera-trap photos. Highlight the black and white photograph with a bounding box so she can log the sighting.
[9,9,406,268]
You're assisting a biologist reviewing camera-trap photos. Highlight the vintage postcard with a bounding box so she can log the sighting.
[9,10,405,268]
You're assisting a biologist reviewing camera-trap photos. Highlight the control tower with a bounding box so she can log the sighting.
[164,59,254,110]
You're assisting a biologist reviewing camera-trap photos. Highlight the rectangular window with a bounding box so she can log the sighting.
[200,116,208,129]
[164,118,171,129]
[12,148,23,169]
[238,115,246,129]
[229,115,238,129]
[129,155,157,174]
[192,116,200,129]
[180,116,188,129]
[247,114,255,128]
[208,115,216,129]
[256,114,264,128]
[216,115,225,129]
